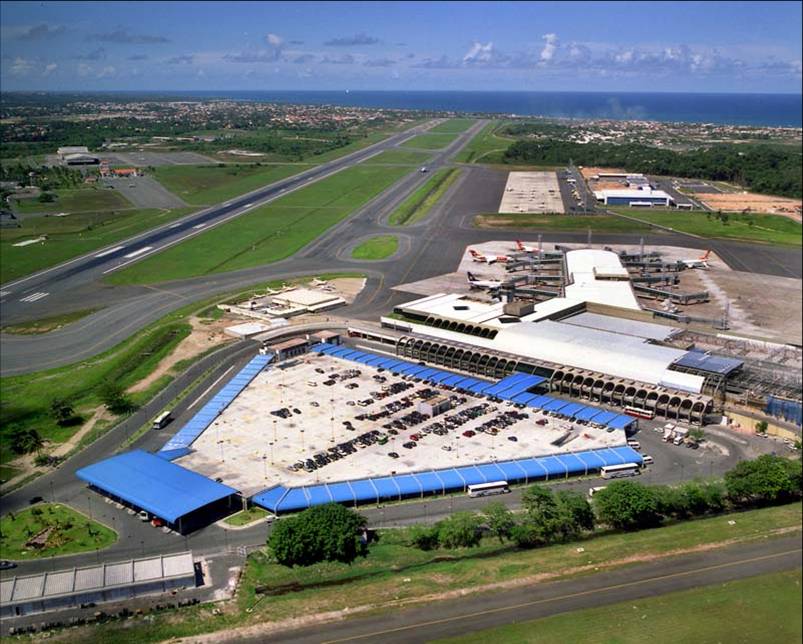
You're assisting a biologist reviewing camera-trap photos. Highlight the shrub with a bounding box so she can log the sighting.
[408,525,440,551]
[509,523,546,549]
[725,455,802,506]
[593,480,662,531]
[436,512,482,549]
[482,502,515,543]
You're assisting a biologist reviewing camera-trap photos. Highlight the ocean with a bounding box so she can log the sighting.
[180,90,802,128]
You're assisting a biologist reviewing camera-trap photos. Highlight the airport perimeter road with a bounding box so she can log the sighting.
[256,535,802,644]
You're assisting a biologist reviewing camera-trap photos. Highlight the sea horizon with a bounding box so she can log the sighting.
[3,89,801,127]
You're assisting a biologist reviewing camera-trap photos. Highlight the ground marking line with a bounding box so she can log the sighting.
[322,548,803,643]
[19,292,49,302]
[123,246,153,259]
[94,245,125,258]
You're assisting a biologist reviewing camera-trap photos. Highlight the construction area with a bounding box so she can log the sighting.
[498,171,565,214]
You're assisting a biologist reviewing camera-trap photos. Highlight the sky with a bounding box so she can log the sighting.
[1,1,801,93]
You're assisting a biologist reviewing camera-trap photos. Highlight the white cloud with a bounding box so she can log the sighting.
[10,57,35,76]
[540,33,558,63]
[97,65,116,78]
[43,63,58,77]
[266,33,283,47]
[463,41,495,64]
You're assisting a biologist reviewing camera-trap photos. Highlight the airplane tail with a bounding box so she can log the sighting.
[467,272,477,282]
[700,249,711,260]
[516,240,524,250]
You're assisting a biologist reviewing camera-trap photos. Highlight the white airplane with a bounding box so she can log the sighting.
[467,271,505,290]
[514,240,544,254]
[679,250,712,269]
[469,249,510,264]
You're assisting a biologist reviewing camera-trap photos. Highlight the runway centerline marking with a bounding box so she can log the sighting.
[322,547,803,643]
[19,292,49,303]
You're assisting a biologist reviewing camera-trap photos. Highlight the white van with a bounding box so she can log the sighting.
[642,455,654,466]
[626,440,641,450]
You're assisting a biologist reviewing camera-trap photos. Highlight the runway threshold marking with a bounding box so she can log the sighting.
[123,246,154,259]
[192,223,207,230]
[94,245,125,258]
[19,292,49,303]
[321,547,803,643]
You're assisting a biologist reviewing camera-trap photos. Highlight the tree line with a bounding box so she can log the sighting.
[503,139,802,199]
[267,454,801,567]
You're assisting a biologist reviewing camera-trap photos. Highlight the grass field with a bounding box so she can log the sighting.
[0,503,116,560]
[65,503,801,643]
[223,507,269,527]
[107,164,411,285]
[610,208,802,246]
[11,187,132,215]
[401,132,461,150]
[475,213,651,233]
[351,235,399,260]
[430,118,477,133]
[363,149,433,166]
[0,206,195,284]
[1,308,98,335]
[389,168,462,225]
[152,164,311,206]
[440,569,803,644]
[455,121,514,163]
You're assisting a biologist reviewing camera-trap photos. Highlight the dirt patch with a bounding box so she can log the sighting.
[580,166,627,179]
[699,192,802,220]
[127,316,236,394]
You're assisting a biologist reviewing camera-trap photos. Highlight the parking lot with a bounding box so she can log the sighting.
[176,353,626,495]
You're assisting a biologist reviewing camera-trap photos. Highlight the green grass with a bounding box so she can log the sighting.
[11,187,131,215]
[389,168,462,225]
[0,206,195,284]
[152,164,311,206]
[430,118,477,133]
[401,132,461,150]
[0,503,117,560]
[0,320,191,461]
[439,569,803,644]
[609,208,803,246]
[475,213,651,233]
[455,120,515,163]
[363,149,433,165]
[0,463,22,484]
[107,164,411,285]
[351,235,399,260]
[66,503,801,643]
[224,507,269,527]
[1,308,98,335]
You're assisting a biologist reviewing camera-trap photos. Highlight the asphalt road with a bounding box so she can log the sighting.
[248,535,803,643]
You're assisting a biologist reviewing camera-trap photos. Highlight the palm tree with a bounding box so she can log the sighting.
[10,428,44,455]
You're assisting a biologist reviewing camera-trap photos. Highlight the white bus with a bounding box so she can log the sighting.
[467,481,510,498]
[152,410,173,430]
[600,463,641,479]
[624,405,655,420]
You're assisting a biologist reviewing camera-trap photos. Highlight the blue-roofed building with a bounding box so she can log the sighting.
[77,450,240,533]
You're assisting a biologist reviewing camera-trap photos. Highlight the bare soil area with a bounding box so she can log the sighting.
[699,192,802,220]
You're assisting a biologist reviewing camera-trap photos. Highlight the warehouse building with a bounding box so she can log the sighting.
[594,187,673,206]
[0,552,195,618]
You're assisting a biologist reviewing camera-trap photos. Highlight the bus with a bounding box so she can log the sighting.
[624,405,655,420]
[152,410,173,430]
[600,463,641,479]
[467,481,510,498]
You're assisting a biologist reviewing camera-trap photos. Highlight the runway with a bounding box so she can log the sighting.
[1,125,801,378]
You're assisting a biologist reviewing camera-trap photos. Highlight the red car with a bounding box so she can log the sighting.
[462,430,476,438]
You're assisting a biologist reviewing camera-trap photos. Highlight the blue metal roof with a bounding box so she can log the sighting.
[542,398,571,412]
[160,354,272,453]
[574,407,605,422]
[252,446,643,513]
[673,351,743,376]
[77,450,237,523]
[590,411,618,425]
[558,402,586,418]
[527,395,555,409]
[608,414,637,429]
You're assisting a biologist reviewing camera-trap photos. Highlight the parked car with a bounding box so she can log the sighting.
[0,560,17,570]
[387,452,399,459]
[28,496,43,505]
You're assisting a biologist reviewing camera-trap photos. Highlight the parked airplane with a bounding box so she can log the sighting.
[467,272,505,290]
[469,249,510,264]
[514,240,544,254]
[679,250,712,269]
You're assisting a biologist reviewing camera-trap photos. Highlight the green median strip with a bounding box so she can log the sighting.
[106,164,411,285]
[1,308,98,335]
[351,235,399,260]
[429,118,477,133]
[437,569,803,644]
[455,120,514,164]
[389,168,462,225]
